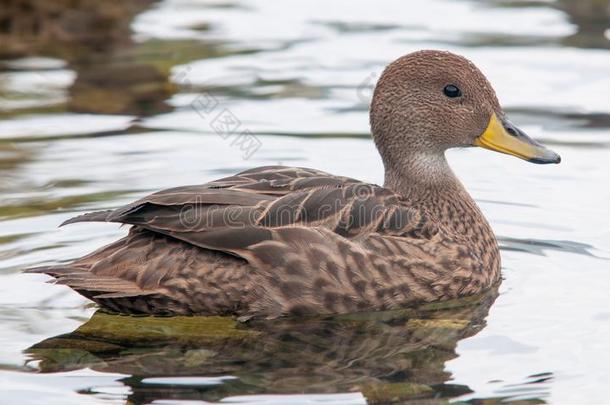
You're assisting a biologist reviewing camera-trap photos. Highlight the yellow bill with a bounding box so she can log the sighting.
[474,113,560,164]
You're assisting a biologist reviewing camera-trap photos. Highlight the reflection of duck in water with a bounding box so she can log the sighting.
[27,289,516,404]
[28,51,559,319]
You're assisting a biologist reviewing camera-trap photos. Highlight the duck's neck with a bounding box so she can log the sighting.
[383,152,487,236]
[383,151,501,288]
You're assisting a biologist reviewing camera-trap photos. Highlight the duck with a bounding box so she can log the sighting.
[28,50,560,320]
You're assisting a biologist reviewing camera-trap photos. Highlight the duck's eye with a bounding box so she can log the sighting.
[443,84,462,98]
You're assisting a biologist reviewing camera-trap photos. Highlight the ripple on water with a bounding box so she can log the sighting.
[0,0,610,404]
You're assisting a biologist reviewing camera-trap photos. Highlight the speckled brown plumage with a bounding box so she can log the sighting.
[28,50,559,319]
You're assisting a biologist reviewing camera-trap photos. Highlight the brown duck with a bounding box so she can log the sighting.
[29,50,560,320]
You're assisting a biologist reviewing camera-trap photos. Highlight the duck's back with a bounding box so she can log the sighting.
[29,166,484,320]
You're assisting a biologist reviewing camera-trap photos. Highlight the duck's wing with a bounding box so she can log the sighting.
[59,166,353,226]
[32,166,462,318]
[59,166,436,258]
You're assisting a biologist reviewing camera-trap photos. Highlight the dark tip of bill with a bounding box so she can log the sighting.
[529,153,561,164]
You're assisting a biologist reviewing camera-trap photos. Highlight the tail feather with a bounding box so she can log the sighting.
[25,264,152,297]
[60,210,115,227]
[93,291,158,299]
[24,265,86,277]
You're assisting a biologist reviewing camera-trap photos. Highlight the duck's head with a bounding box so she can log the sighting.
[370,50,560,174]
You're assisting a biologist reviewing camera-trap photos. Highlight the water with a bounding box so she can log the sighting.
[0,0,609,404]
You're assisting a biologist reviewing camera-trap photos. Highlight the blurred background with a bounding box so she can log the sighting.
[0,0,609,404]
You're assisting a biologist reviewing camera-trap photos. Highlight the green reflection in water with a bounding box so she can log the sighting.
[22,288,547,404]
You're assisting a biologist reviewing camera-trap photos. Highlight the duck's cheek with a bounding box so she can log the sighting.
[444,107,480,145]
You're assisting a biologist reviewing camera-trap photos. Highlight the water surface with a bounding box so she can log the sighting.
[1,1,609,404]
